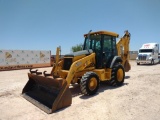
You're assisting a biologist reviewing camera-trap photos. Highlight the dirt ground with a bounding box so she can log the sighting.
[0,61,160,120]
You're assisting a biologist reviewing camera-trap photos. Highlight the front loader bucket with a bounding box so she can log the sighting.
[22,73,72,114]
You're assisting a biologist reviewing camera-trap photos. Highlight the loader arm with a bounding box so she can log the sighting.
[50,47,62,77]
[116,30,131,72]
[52,52,96,108]
[65,53,95,86]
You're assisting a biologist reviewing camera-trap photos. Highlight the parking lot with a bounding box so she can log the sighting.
[0,61,160,120]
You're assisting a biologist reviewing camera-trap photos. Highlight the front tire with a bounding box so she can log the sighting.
[80,72,99,95]
[151,60,154,65]
[137,62,140,65]
[110,64,125,86]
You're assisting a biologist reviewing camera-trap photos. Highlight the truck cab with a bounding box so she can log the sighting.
[136,43,159,65]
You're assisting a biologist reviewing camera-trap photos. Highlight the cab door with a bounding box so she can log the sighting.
[102,35,117,68]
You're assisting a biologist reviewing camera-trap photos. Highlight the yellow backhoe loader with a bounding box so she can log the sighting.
[22,30,131,113]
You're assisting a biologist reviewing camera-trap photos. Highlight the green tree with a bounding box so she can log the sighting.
[71,43,83,52]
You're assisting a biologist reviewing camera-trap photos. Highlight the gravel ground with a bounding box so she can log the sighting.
[0,61,160,120]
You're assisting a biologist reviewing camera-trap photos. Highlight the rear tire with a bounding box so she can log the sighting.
[80,72,99,95]
[109,64,125,86]
[137,62,140,65]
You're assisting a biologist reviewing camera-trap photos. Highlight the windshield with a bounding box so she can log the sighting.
[83,34,101,51]
[139,49,153,53]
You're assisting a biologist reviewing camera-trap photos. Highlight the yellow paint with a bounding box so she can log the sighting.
[84,30,119,37]
[92,68,111,81]
[116,30,131,72]
[117,68,123,82]
[73,55,86,62]
[89,77,97,91]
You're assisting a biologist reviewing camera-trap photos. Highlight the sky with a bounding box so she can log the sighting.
[0,0,160,55]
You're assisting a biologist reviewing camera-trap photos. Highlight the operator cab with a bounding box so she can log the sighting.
[83,31,119,68]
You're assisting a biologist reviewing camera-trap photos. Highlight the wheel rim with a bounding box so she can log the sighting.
[89,77,97,91]
[117,69,124,82]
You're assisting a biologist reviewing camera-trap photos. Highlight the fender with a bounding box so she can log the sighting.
[109,56,122,68]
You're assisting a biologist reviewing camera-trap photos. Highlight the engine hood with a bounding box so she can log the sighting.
[64,49,93,57]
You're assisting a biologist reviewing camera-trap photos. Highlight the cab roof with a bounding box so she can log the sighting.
[140,43,158,49]
[84,30,119,37]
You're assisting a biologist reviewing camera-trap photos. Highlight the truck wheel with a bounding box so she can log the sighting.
[137,62,140,65]
[80,72,99,95]
[151,60,154,65]
[110,64,125,86]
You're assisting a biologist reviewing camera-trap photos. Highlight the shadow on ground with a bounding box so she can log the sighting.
[137,63,159,66]
[69,81,129,99]
[55,82,129,113]
[125,76,130,79]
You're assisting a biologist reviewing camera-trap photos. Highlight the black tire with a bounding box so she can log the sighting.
[80,72,99,95]
[109,64,125,86]
[137,62,140,65]
[151,60,154,65]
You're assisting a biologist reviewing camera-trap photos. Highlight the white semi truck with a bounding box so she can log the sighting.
[136,43,159,65]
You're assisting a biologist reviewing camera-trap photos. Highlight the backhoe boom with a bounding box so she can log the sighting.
[116,30,131,72]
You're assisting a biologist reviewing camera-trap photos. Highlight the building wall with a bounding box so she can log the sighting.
[129,51,138,60]
[0,50,51,71]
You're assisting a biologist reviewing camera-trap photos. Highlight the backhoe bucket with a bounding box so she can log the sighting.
[124,60,131,72]
[22,73,72,114]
